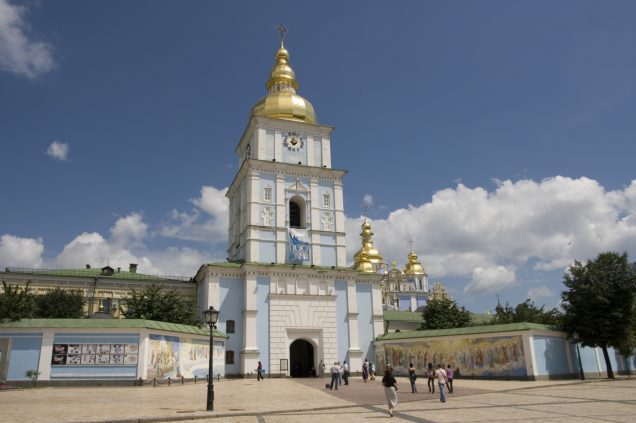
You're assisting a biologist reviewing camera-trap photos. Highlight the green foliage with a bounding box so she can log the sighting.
[492,299,561,326]
[421,296,471,329]
[34,288,85,318]
[0,281,37,321]
[122,285,200,326]
[561,251,636,379]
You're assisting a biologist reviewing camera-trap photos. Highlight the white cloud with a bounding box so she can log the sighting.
[465,266,517,294]
[347,176,636,296]
[0,0,55,79]
[527,286,552,302]
[110,212,147,244]
[46,140,69,161]
[363,194,374,208]
[0,234,44,268]
[158,186,228,243]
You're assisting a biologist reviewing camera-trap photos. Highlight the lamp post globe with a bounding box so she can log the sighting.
[204,306,219,411]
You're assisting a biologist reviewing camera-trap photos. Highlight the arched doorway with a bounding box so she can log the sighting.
[289,339,314,377]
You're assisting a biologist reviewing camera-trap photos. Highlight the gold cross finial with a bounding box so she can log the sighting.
[409,239,414,252]
[275,24,288,47]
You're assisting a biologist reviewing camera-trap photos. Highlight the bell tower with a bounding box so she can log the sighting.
[226,29,347,267]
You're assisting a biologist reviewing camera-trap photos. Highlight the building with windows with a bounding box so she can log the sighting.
[194,35,390,377]
[0,264,196,318]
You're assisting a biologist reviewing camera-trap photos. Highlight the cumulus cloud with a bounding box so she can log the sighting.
[527,286,552,302]
[46,140,69,161]
[54,213,214,276]
[347,177,636,295]
[0,234,44,268]
[465,266,517,294]
[158,186,228,243]
[0,0,55,79]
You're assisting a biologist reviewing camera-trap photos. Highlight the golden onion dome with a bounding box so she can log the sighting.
[353,218,385,272]
[250,38,317,124]
[404,248,426,276]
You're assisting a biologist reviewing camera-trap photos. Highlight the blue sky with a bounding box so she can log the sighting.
[1,0,635,313]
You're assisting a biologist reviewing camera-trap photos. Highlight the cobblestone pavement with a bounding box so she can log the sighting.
[1,377,635,423]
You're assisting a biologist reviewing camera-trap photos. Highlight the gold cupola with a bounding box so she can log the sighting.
[403,247,426,276]
[353,218,385,272]
[250,35,317,124]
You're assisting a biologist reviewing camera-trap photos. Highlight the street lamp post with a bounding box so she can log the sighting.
[572,332,585,381]
[204,306,219,411]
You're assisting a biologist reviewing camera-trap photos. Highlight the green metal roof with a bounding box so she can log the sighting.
[0,318,227,338]
[376,322,559,341]
[204,261,357,272]
[384,311,424,322]
[3,267,192,282]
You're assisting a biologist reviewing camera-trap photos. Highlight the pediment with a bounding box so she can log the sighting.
[287,178,310,192]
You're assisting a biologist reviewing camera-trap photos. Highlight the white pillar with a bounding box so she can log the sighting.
[37,331,54,381]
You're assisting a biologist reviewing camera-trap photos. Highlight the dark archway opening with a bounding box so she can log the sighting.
[289,339,314,377]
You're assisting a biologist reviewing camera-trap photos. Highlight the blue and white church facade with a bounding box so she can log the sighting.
[194,36,385,377]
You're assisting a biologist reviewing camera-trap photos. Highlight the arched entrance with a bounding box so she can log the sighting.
[289,339,314,377]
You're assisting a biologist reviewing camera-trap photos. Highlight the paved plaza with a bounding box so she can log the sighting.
[1,376,635,423]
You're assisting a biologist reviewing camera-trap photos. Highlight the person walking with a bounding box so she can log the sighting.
[362,358,369,382]
[338,361,343,385]
[369,362,376,381]
[382,366,399,417]
[257,361,263,381]
[446,364,454,393]
[408,362,417,393]
[435,364,447,402]
[427,362,435,393]
[343,360,349,385]
[329,362,340,390]
[319,360,325,377]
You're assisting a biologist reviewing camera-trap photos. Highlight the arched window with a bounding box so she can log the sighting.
[226,320,235,333]
[289,201,301,228]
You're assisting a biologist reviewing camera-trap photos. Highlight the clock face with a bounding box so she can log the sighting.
[283,132,304,151]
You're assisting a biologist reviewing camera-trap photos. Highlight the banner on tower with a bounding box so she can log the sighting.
[288,228,310,261]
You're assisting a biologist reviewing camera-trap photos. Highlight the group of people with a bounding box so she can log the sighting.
[321,358,378,390]
[382,362,455,417]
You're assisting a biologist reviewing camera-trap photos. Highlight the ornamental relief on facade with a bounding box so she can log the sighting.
[272,278,332,296]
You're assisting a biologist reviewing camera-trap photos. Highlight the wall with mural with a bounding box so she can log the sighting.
[146,334,224,379]
[376,335,527,378]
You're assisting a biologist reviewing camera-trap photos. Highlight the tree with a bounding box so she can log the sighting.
[122,285,200,326]
[561,252,636,380]
[0,281,37,321]
[492,299,561,325]
[35,288,85,318]
[421,296,471,330]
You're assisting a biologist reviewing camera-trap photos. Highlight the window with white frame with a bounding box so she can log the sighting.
[322,192,330,208]
[264,186,272,202]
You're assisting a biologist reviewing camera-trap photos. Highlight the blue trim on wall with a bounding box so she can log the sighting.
[533,336,569,375]
[219,276,245,375]
[356,283,375,362]
[335,280,349,363]
[0,333,42,381]
[256,276,270,371]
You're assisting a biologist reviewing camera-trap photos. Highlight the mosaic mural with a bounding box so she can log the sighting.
[147,334,224,379]
[376,335,527,378]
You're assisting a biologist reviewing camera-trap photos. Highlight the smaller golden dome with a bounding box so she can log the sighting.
[353,218,385,272]
[404,249,426,276]
[250,38,317,124]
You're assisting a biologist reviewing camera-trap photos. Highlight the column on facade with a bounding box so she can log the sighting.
[275,174,286,263]
[241,272,260,374]
[246,170,260,262]
[333,180,346,267]
[345,279,363,371]
[36,331,55,381]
